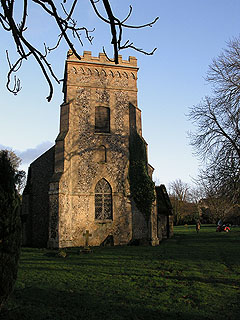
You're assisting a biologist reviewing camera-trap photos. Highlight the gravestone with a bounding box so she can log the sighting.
[81,230,92,253]
[83,230,92,247]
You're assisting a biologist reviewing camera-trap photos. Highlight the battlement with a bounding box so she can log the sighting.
[67,50,137,67]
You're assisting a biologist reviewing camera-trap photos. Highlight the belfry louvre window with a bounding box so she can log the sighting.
[95,106,110,133]
[95,179,112,220]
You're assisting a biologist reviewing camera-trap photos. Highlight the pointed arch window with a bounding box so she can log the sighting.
[95,179,112,220]
[95,106,110,133]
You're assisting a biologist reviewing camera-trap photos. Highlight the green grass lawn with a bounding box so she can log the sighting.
[2,225,240,320]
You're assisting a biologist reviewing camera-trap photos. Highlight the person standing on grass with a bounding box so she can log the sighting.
[196,220,201,233]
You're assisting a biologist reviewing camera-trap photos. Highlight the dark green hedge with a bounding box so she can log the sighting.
[0,151,21,311]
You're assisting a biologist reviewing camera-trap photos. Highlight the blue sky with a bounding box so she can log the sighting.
[1,0,240,187]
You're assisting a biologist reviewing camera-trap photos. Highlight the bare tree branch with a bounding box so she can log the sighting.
[188,37,240,204]
[1,0,158,100]
[90,0,158,64]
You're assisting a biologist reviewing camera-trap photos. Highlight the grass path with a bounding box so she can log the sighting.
[2,225,240,320]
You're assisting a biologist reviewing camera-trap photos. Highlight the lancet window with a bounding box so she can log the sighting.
[95,179,112,220]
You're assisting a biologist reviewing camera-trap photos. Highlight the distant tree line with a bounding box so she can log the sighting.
[168,179,200,225]
[168,178,240,225]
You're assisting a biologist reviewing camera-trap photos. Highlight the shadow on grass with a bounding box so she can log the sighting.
[165,274,240,287]
[2,227,240,320]
[1,286,211,320]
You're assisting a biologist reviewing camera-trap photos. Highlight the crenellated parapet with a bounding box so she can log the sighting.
[64,51,138,91]
[67,50,137,67]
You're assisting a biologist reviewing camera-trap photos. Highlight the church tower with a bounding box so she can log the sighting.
[48,50,156,248]
[22,52,173,248]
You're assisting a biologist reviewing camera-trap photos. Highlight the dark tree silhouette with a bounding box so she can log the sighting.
[0,150,22,311]
[0,0,158,101]
[188,37,240,204]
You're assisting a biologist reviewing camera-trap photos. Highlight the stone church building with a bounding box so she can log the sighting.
[22,51,173,248]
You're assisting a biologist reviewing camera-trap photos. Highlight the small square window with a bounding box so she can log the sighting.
[95,106,110,133]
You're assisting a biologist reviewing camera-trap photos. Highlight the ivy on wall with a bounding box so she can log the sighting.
[129,132,155,222]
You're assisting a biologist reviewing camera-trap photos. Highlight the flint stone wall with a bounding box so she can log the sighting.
[48,51,149,248]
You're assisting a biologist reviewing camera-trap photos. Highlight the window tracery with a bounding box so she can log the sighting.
[95,179,112,220]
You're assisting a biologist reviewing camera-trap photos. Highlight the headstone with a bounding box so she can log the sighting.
[81,230,92,253]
